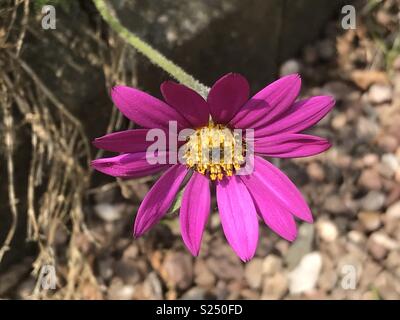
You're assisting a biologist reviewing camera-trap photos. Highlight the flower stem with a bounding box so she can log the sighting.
[93,0,210,98]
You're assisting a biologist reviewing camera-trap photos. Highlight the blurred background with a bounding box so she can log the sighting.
[0,0,400,299]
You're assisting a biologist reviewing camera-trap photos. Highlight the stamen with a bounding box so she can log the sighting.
[183,123,246,180]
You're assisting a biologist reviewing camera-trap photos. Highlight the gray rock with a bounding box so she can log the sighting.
[279,59,301,76]
[288,252,322,295]
[181,287,206,300]
[360,191,386,211]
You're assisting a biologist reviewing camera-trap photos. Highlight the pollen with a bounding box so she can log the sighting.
[183,122,246,180]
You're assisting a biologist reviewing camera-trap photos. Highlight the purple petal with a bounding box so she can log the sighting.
[111,85,190,130]
[230,74,301,129]
[180,172,210,256]
[93,129,164,153]
[134,165,188,237]
[161,81,209,128]
[91,152,170,178]
[216,176,259,262]
[241,176,297,241]
[241,156,313,223]
[207,73,250,124]
[254,133,331,158]
[254,96,335,138]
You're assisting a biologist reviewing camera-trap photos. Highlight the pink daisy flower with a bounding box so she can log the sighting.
[92,73,334,261]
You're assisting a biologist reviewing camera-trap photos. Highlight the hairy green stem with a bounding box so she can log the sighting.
[93,0,210,98]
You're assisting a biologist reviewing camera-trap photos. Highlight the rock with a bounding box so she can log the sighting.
[261,273,288,299]
[97,256,115,281]
[194,260,216,288]
[386,200,400,219]
[244,258,263,289]
[360,191,386,211]
[122,244,139,260]
[288,252,322,295]
[380,153,399,178]
[356,117,379,140]
[318,267,338,292]
[207,244,244,281]
[108,278,135,300]
[323,195,348,215]
[142,272,163,300]
[316,219,338,242]
[347,230,366,244]
[331,113,347,130]
[358,168,382,190]
[307,162,325,181]
[279,59,301,76]
[181,287,206,300]
[377,135,398,153]
[368,84,392,104]
[94,203,125,222]
[114,260,142,284]
[362,154,379,167]
[285,224,314,270]
[262,255,282,276]
[369,232,398,251]
[358,211,381,232]
[160,252,193,290]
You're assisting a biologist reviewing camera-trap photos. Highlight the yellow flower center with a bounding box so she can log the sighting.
[183,122,246,180]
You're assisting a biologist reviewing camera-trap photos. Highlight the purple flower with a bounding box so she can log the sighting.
[92,73,334,261]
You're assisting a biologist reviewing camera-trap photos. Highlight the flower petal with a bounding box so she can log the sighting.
[91,152,170,178]
[241,156,313,223]
[216,176,259,262]
[230,74,301,129]
[254,96,335,137]
[180,172,210,256]
[93,129,166,153]
[254,133,331,158]
[241,176,297,241]
[111,85,190,130]
[207,73,250,124]
[161,81,209,128]
[134,165,188,237]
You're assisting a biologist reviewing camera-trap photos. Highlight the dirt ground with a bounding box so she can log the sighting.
[1,0,400,299]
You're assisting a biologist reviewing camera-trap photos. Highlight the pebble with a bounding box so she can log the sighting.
[358,211,381,232]
[368,84,392,104]
[288,252,322,295]
[160,252,193,290]
[331,113,347,130]
[107,278,135,300]
[358,168,382,190]
[323,195,348,215]
[316,219,339,242]
[360,191,386,211]
[280,59,301,76]
[380,153,399,178]
[181,287,206,300]
[386,200,400,219]
[244,258,263,289]
[261,273,288,299]
[307,162,325,181]
[262,255,282,276]
[94,203,124,222]
[194,260,216,288]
